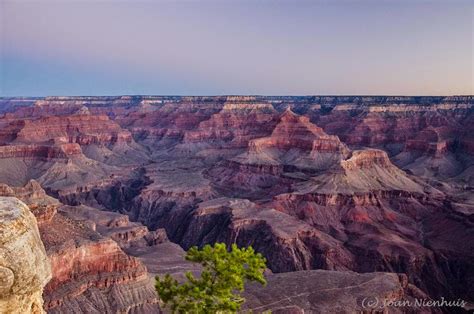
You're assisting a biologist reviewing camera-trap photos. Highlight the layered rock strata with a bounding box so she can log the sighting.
[0,95,472,310]
[0,182,161,313]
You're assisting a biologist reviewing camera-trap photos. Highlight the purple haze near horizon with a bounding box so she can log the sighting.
[0,0,472,96]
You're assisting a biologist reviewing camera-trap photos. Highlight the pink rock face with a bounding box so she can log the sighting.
[237,109,348,165]
[251,109,340,152]
[45,239,147,295]
[41,237,158,313]
[210,110,350,194]
[0,144,82,159]
[119,102,221,145]
[184,102,278,147]
[15,115,132,145]
[0,95,472,311]
[265,110,347,155]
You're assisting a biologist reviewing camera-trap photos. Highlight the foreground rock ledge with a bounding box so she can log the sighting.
[0,197,51,314]
[243,270,429,313]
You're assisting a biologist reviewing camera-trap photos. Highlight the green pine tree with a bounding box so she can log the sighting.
[155,243,267,313]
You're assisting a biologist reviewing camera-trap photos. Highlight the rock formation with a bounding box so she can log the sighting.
[41,216,158,313]
[0,182,161,313]
[0,95,472,312]
[0,197,51,314]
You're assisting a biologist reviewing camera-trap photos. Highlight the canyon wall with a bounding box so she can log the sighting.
[0,95,472,312]
[0,182,161,313]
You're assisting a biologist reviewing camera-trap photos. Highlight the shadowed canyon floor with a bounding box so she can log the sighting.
[0,96,473,313]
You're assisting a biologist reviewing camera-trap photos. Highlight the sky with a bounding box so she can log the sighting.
[0,0,472,96]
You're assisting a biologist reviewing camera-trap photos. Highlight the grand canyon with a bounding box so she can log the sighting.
[0,95,472,313]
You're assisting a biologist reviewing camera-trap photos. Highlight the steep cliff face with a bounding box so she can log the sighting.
[0,108,147,190]
[304,97,473,180]
[0,197,51,314]
[43,236,157,313]
[119,102,221,149]
[235,109,349,171]
[0,144,82,159]
[251,108,347,153]
[183,102,278,149]
[153,197,355,273]
[16,115,132,145]
[59,204,201,282]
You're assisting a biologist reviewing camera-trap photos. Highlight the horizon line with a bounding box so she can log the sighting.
[1,94,473,99]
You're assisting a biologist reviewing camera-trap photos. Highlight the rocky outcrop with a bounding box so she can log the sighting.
[0,180,59,224]
[43,237,157,313]
[59,204,201,281]
[250,108,347,154]
[304,149,425,194]
[40,207,160,313]
[0,182,160,313]
[183,102,278,149]
[341,149,392,170]
[0,197,51,314]
[234,109,349,173]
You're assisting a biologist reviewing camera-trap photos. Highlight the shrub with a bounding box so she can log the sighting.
[155,243,267,313]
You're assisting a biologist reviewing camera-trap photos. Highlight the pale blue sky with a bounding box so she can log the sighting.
[1,0,472,96]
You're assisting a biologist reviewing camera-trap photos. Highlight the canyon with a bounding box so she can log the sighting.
[0,95,472,313]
